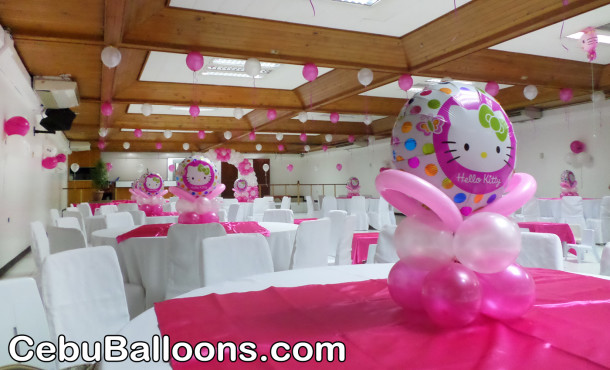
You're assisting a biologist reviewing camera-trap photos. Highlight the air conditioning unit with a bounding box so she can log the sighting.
[507,107,542,123]
[69,141,90,152]
[33,76,80,109]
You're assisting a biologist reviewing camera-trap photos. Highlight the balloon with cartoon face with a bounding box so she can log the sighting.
[175,155,219,198]
[138,172,164,196]
[391,82,517,217]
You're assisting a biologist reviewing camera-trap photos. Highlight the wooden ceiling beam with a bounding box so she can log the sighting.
[495,85,591,111]
[318,95,405,116]
[261,120,370,135]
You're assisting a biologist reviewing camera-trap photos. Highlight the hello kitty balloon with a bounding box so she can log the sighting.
[174,155,220,198]
[138,172,164,196]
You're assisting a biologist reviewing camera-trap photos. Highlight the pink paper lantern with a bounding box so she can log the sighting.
[485,81,500,97]
[55,153,66,163]
[330,112,340,124]
[198,130,205,139]
[42,157,58,170]
[267,109,277,121]
[322,144,328,152]
[101,102,113,117]
[186,51,204,72]
[348,135,355,143]
[302,63,319,82]
[278,144,285,152]
[189,105,200,118]
[155,142,162,150]
[97,140,106,150]
[287,164,294,172]
[4,116,30,136]
[559,88,573,102]
[336,163,342,171]
[134,128,143,138]
[249,131,256,141]
[300,133,307,142]
[398,74,414,92]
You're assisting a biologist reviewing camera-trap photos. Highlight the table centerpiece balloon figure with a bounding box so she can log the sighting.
[233,178,250,202]
[129,172,167,216]
[346,177,360,198]
[169,155,225,224]
[560,170,579,197]
[376,82,537,327]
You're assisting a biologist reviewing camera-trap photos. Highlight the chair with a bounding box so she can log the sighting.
[29,222,50,277]
[165,223,227,299]
[56,216,82,230]
[128,210,146,225]
[280,196,291,210]
[520,198,540,222]
[290,218,331,269]
[263,209,294,223]
[374,225,399,263]
[97,204,118,215]
[305,195,321,218]
[145,215,178,224]
[104,212,135,229]
[40,247,130,367]
[117,203,138,212]
[327,210,347,263]
[334,214,356,265]
[227,203,245,222]
[368,197,393,230]
[517,232,564,270]
[201,234,274,286]
[217,208,228,222]
[63,209,86,234]
[49,208,61,226]
[348,196,370,231]
[560,196,586,231]
[76,203,93,218]
[321,195,338,217]
[564,228,600,263]
[0,278,52,369]
[250,198,273,221]
[221,198,238,211]
[586,196,610,244]
[46,226,87,254]
[600,243,610,276]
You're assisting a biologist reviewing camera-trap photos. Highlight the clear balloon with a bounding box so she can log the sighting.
[101,46,122,68]
[523,85,538,100]
[123,142,130,150]
[368,136,375,146]
[233,107,244,120]
[70,163,80,173]
[141,103,153,116]
[453,212,521,274]
[244,58,261,78]
[224,131,232,140]
[387,258,445,311]
[163,130,172,139]
[186,51,204,72]
[476,263,535,320]
[135,163,145,175]
[3,116,30,136]
[564,152,576,166]
[357,68,374,87]
[398,74,413,92]
[298,111,308,123]
[394,213,455,264]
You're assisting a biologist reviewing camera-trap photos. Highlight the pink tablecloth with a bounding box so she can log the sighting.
[294,218,317,225]
[518,222,576,244]
[154,268,610,369]
[351,232,379,264]
[116,222,270,244]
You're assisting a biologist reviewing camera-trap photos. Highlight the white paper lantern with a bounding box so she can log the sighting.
[233,107,244,119]
[523,85,538,100]
[141,103,153,116]
[98,127,108,137]
[304,145,310,152]
[276,133,284,141]
[224,131,232,140]
[298,111,308,123]
[163,130,172,139]
[70,163,80,173]
[123,142,130,150]
[183,143,190,151]
[363,115,372,125]
[101,46,122,68]
[256,144,262,151]
[244,58,261,78]
[357,68,374,87]
[325,134,332,142]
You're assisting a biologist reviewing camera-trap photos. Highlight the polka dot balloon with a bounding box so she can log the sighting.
[174,155,220,198]
[138,172,164,196]
[391,82,517,217]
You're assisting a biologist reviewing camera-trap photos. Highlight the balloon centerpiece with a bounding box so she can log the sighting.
[560,170,578,197]
[377,81,537,327]
[129,172,167,216]
[169,155,225,224]
[233,178,253,202]
[346,177,360,198]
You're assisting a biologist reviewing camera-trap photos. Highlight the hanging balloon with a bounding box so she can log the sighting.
[325,134,332,142]
[256,144,262,151]
[302,63,319,82]
[298,111,308,123]
[262,164,270,172]
[276,133,284,141]
[134,129,143,138]
[286,164,294,172]
[3,116,30,136]
[169,164,175,172]
[70,163,80,173]
[233,107,244,120]
[364,116,372,126]
[97,140,106,150]
[304,145,311,152]
[348,135,355,143]
[155,142,162,150]
[123,142,130,150]
[189,105,200,118]
[570,140,585,154]
[249,131,256,141]
[42,157,58,170]
[592,91,605,103]
[101,46,122,68]
[330,112,340,124]
[523,85,538,100]
[278,144,285,152]
[183,143,190,151]
[163,130,173,139]
[198,131,206,139]
[300,133,307,142]
[141,103,153,117]
[322,144,328,152]
[98,127,108,137]
[55,153,66,163]
[186,51,204,72]
[106,162,113,172]
[224,131,232,140]
[336,163,342,171]
[580,27,598,62]
[485,81,500,97]
[398,74,413,92]
[101,102,113,116]
[559,88,573,102]
[368,136,375,146]
[244,58,261,78]
[357,68,374,87]
[267,109,277,121]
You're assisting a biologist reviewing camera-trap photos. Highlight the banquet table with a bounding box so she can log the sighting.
[336,197,378,212]
[517,222,576,244]
[91,226,138,281]
[535,198,601,220]
[84,215,106,242]
[100,264,610,370]
[351,232,379,264]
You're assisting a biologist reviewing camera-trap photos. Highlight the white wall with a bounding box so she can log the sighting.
[0,35,68,268]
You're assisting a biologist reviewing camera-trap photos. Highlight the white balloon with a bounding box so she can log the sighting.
[163,130,172,139]
[256,144,262,151]
[363,115,372,125]
[298,111,308,123]
[123,142,130,150]
[141,103,153,116]
[244,58,261,78]
[357,68,374,87]
[368,136,375,145]
[592,91,605,103]
[98,127,108,137]
[55,162,67,173]
[183,143,190,151]
[304,145,310,152]
[233,107,244,119]
[224,131,232,140]
[101,46,122,68]
[43,144,58,157]
[523,85,538,100]
[262,163,270,172]
[70,163,80,173]
[276,133,284,141]
[325,134,332,142]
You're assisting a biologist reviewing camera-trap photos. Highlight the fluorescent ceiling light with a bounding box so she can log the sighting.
[121,128,214,133]
[201,57,282,79]
[333,0,381,5]
[566,32,610,44]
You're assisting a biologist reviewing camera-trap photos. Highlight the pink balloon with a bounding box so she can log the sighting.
[287,164,293,172]
[267,109,277,121]
[151,204,163,216]
[168,164,175,172]
[476,264,535,320]
[97,140,106,150]
[422,263,481,327]
[330,112,340,124]
[570,140,585,153]
[348,135,355,143]
[189,105,200,118]
[479,173,537,217]
[42,156,58,169]
[394,213,454,264]
[155,142,162,150]
[134,128,143,138]
[559,88,573,102]
[198,130,206,140]
[105,162,112,172]
[249,131,256,141]
[322,144,328,152]
[485,81,500,96]
[278,144,285,152]
[198,212,219,224]
[398,74,413,92]
[387,258,446,311]
[336,163,342,171]
[186,51,204,72]
[300,133,307,142]
[101,102,113,117]
[178,211,200,224]
[453,212,521,274]
[4,116,30,136]
[55,153,67,163]
[302,63,319,82]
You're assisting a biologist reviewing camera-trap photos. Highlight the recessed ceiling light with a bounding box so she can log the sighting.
[333,0,381,5]
[566,32,610,44]
[121,128,214,134]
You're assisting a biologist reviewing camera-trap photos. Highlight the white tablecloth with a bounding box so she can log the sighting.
[536,198,601,220]
[336,197,378,212]
[145,216,179,224]
[91,226,139,282]
[100,263,393,370]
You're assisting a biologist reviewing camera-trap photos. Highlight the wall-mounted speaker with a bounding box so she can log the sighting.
[39,108,76,133]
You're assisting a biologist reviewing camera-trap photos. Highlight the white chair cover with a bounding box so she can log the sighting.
[56,216,82,230]
[250,198,273,221]
[217,208,228,222]
[145,215,178,224]
[117,203,139,212]
[368,197,393,230]
[49,208,61,226]
[165,223,227,299]
[374,224,399,263]
[560,196,586,230]
[586,196,610,244]
[221,198,238,211]
[517,232,564,270]
[105,212,135,229]
[63,209,86,234]
[348,196,370,231]
[290,218,331,269]
[227,203,245,222]
[280,196,291,210]
[46,225,87,254]
[128,210,146,225]
[334,214,356,265]
[305,195,320,218]
[321,196,337,217]
[201,234,274,286]
[0,278,52,369]
[520,198,540,222]
[564,228,600,263]
[97,204,119,215]
[328,210,348,261]
[41,247,130,367]
[263,209,294,223]
[77,203,93,218]
[600,243,610,276]
[30,221,50,271]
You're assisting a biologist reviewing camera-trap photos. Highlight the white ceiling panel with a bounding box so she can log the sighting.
[127,104,254,117]
[291,112,386,122]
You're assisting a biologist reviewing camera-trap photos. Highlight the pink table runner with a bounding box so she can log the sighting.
[116,222,270,244]
[154,268,610,369]
[294,218,317,225]
[518,222,576,244]
[351,232,379,264]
